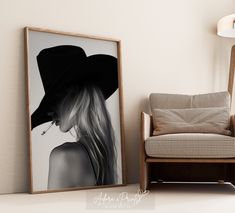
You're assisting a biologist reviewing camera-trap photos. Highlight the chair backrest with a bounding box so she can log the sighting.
[149,91,231,113]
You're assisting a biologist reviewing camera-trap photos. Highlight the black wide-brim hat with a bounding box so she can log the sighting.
[31,45,118,129]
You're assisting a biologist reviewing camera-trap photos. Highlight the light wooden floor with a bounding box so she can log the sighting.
[0,183,235,213]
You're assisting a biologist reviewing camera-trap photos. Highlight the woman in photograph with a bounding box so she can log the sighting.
[31,45,118,189]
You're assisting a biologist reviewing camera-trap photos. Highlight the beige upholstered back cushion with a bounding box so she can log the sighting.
[149,91,230,111]
[152,107,231,136]
[150,91,231,136]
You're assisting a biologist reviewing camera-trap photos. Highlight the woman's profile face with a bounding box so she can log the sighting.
[52,89,78,133]
[51,101,74,133]
[55,111,74,133]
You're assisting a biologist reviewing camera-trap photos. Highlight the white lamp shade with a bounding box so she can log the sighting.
[217,14,235,38]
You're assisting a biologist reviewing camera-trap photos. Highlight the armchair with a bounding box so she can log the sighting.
[140,91,235,192]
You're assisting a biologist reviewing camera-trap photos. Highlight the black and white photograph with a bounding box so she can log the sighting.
[25,27,125,193]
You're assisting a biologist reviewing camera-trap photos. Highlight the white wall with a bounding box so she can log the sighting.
[0,0,235,194]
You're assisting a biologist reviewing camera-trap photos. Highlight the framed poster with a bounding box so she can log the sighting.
[24,27,125,193]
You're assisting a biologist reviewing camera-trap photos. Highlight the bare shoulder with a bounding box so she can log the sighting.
[48,142,96,189]
[49,142,94,173]
[50,142,88,161]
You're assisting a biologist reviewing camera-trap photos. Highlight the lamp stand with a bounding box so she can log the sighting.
[228,45,235,100]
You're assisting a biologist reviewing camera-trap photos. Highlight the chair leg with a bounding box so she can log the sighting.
[140,161,149,192]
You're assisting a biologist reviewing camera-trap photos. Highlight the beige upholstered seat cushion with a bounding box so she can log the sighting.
[145,133,235,158]
[152,107,231,136]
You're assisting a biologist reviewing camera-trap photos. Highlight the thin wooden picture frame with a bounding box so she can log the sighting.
[24,27,126,194]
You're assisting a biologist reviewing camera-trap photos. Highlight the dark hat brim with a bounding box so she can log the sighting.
[31,49,118,129]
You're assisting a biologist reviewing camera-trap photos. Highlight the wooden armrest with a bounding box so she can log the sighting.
[141,112,153,142]
[231,115,235,137]
[140,112,152,191]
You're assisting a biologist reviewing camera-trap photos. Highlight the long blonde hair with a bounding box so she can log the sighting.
[57,85,117,185]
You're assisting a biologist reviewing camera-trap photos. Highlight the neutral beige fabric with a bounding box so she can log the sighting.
[149,93,192,110]
[149,91,230,112]
[145,133,235,158]
[152,107,231,136]
[191,92,231,108]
